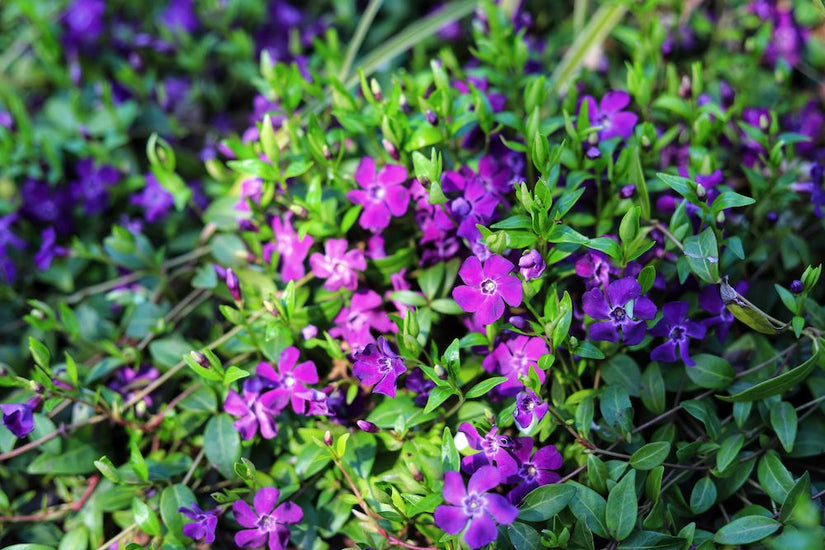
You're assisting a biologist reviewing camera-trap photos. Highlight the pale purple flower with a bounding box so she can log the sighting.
[108,366,159,408]
[329,289,393,351]
[579,91,638,140]
[458,423,528,477]
[160,0,199,33]
[0,213,25,283]
[518,249,545,280]
[513,389,548,431]
[225,267,241,301]
[356,420,379,433]
[506,442,563,504]
[223,377,280,440]
[256,347,318,414]
[453,255,522,325]
[179,503,219,543]
[482,336,548,396]
[582,277,657,345]
[302,325,318,340]
[434,466,518,549]
[347,157,410,232]
[575,250,616,289]
[263,213,314,281]
[405,368,436,407]
[235,178,263,212]
[233,487,302,550]
[352,337,406,398]
[1,396,41,438]
[442,177,499,240]
[650,301,707,366]
[309,239,366,292]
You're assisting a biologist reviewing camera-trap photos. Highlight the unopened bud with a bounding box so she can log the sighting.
[433,364,447,379]
[322,145,332,160]
[759,114,770,130]
[238,219,258,232]
[324,430,333,446]
[225,268,242,302]
[426,110,438,126]
[641,134,652,150]
[399,93,410,113]
[356,420,379,433]
[678,75,692,99]
[716,211,726,225]
[190,351,209,368]
[370,78,382,101]
[696,183,706,198]
[790,280,804,295]
[382,138,399,160]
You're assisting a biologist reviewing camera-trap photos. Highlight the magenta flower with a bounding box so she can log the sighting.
[518,249,545,280]
[582,277,657,345]
[352,337,407,398]
[263,213,314,281]
[179,503,219,543]
[329,289,393,350]
[309,239,366,292]
[513,389,548,431]
[257,347,318,414]
[453,255,522,325]
[579,90,638,140]
[482,336,548,396]
[506,442,563,504]
[1,396,41,438]
[458,423,528,477]
[233,487,302,550]
[444,177,499,240]
[223,377,280,440]
[434,466,518,549]
[575,250,617,289]
[650,301,707,366]
[347,157,410,232]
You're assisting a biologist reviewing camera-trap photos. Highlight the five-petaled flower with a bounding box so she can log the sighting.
[309,238,366,292]
[352,336,407,398]
[263,213,314,281]
[579,90,638,141]
[482,335,548,396]
[506,441,563,504]
[453,255,522,325]
[513,389,548,432]
[347,157,410,232]
[179,502,219,543]
[233,487,303,550]
[583,277,657,345]
[434,466,519,549]
[458,423,528,477]
[258,347,318,414]
[224,377,280,440]
[650,301,707,366]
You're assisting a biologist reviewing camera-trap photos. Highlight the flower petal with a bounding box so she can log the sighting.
[458,256,484,286]
[360,203,391,231]
[278,347,299,373]
[273,502,303,524]
[464,514,498,549]
[662,301,690,324]
[254,487,279,516]
[582,288,610,320]
[600,90,631,113]
[235,528,267,548]
[475,295,505,325]
[482,255,515,279]
[651,340,677,363]
[468,465,501,494]
[443,470,467,504]
[232,500,258,528]
[483,493,519,525]
[633,296,657,320]
[292,360,318,384]
[385,185,410,216]
[496,275,523,307]
[378,164,407,187]
[354,157,376,188]
[606,277,641,308]
[453,286,485,313]
[434,505,468,535]
[590,321,619,343]
[533,445,563,470]
[622,320,647,346]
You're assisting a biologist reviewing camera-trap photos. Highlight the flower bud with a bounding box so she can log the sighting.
[370,78,382,101]
[238,219,259,232]
[382,138,399,160]
[322,145,332,160]
[678,75,692,99]
[356,420,379,433]
[323,430,333,446]
[518,249,546,280]
[696,183,706,198]
[716,211,726,225]
[190,350,209,367]
[620,184,636,198]
[225,267,241,302]
[433,364,447,379]
[302,324,318,339]
[585,146,601,159]
[426,110,438,126]
[790,280,804,295]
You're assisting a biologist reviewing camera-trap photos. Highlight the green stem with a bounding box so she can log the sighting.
[339,0,384,81]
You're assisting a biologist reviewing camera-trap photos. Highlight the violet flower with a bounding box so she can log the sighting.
[513,389,548,431]
[223,377,280,440]
[352,337,407,398]
[262,213,314,281]
[179,503,219,543]
[650,301,707,366]
[35,227,68,271]
[453,255,523,325]
[1,396,41,438]
[70,158,120,215]
[0,213,25,283]
[405,368,436,407]
[582,277,657,345]
[574,250,616,289]
[579,91,638,141]
[225,267,242,302]
[257,347,318,414]
[131,174,175,223]
[443,177,499,240]
[328,289,393,351]
[309,239,366,292]
[159,0,199,34]
[108,365,159,408]
[233,487,302,550]
[347,157,410,232]
[482,336,548,396]
[506,442,563,504]
[434,466,518,549]
[518,249,545,280]
[699,282,747,342]
[458,423,527,477]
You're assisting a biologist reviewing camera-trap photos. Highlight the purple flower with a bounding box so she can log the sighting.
[458,423,527,477]
[356,420,379,433]
[575,250,616,289]
[790,280,804,294]
[257,347,318,414]
[309,239,366,292]
[582,277,657,345]
[513,389,548,431]
[263,213,314,281]
[70,158,120,215]
[579,91,638,140]
[518,249,545,280]
[179,503,219,543]
[352,337,406,398]
[506,442,563,504]
[160,0,199,34]
[225,267,242,302]
[62,0,106,49]
[108,365,159,408]
[434,466,518,549]
[482,336,548,396]
[698,283,747,342]
[405,368,436,407]
[347,157,410,232]
[441,176,499,240]
[650,302,707,366]
[329,289,393,350]
[131,174,175,223]
[0,213,25,283]
[453,255,523,325]
[223,377,280,440]
[233,487,302,550]
[235,178,263,212]
[1,396,41,438]
[764,10,807,67]
[35,227,68,271]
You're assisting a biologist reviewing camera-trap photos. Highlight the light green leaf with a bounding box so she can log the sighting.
[518,483,576,522]
[630,442,671,471]
[606,471,637,541]
[713,516,781,545]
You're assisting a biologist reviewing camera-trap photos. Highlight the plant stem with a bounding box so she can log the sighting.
[339,0,384,81]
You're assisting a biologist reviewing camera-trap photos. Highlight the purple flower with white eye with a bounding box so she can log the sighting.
[582,277,657,345]
[347,157,410,232]
[35,227,68,271]
[482,336,548,396]
[70,158,120,215]
[223,377,280,440]
[458,423,528,477]
[518,249,545,280]
[329,289,394,350]
[263,213,314,281]
[579,91,638,140]
[1,396,41,438]
[506,442,563,504]
[257,347,318,414]
[179,503,219,543]
[352,337,406,398]
[513,389,548,431]
[303,388,331,416]
[444,177,499,240]
[131,174,175,223]
[453,255,522,325]
[309,239,366,292]
[233,487,302,550]
[434,466,518,549]
[699,282,748,342]
[650,302,707,366]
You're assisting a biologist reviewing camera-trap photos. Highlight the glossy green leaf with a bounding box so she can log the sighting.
[204,414,241,479]
[713,516,781,545]
[770,401,798,453]
[606,470,637,541]
[518,483,576,522]
[630,442,671,471]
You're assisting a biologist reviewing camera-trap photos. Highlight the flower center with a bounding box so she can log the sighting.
[378,357,393,373]
[463,494,484,516]
[669,325,686,341]
[609,306,627,323]
[282,373,295,388]
[257,514,275,531]
[451,197,471,217]
[521,463,538,480]
[480,279,497,295]
[368,184,385,201]
[525,399,535,411]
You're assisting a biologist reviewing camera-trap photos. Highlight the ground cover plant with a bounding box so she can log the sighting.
[2,0,825,548]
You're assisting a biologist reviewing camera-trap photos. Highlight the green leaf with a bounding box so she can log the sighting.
[757,450,794,504]
[442,427,459,472]
[388,291,428,306]
[404,125,442,151]
[507,522,542,550]
[683,228,719,284]
[606,470,637,541]
[94,456,122,483]
[28,443,97,474]
[424,386,455,414]
[713,516,781,545]
[223,365,250,386]
[464,376,508,399]
[779,471,811,522]
[689,477,717,514]
[29,337,51,369]
[630,442,671,471]
[686,354,735,389]
[770,401,798,453]
[710,190,756,213]
[719,342,821,402]
[204,414,241,479]
[630,147,650,219]
[430,298,465,315]
[160,484,197,542]
[618,531,685,550]
[517,483,576,522]
[640,363,665,414]
[568,482,609,539]
[656,172,695,199]
[716,434,745,472]
[132,498,162,537]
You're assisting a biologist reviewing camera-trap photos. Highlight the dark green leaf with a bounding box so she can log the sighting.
[464,376,508,399]
[160,484,197,542]
[779,471,811,522]
[687,354,735,389]
[757,450,794,504]
[630,442,671,471]
[719,343,821,402]
[618,531,685,550]
[606,470,637,541]
[204,414,241,479]
[683,228,719,284]
[517,483,577,522]
[770,401,798,453]
[424,386,455,414]
[568,482,609,539]
[713,516,781,545]
[689,477,717,514]
[507,522,541,550]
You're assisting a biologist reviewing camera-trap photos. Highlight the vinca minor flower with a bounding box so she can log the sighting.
[650,301,707,366]
[179,503,219,543]
[309,238,366,292]
[1,396,41,438]
[582,277,657,345]
[347,157,410,232]
[453,255,522,325]
[352,336,406,397]
[233,487,302,550]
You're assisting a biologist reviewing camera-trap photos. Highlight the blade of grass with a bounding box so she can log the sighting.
[339,0,384,82]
